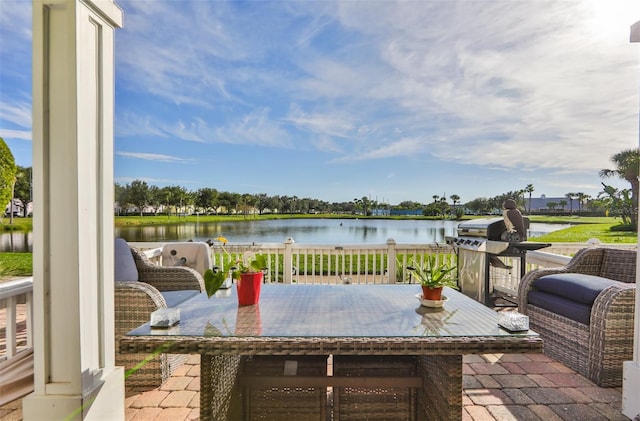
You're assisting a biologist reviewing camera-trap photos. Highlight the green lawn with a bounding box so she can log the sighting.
[0,252,33,277]
[532,223,638,243]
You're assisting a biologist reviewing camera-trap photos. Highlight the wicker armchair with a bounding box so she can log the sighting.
[115,241,205,392]
[517,247,636,387]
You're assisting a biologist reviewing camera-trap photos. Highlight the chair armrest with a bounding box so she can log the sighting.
[590,283,636,336]
[588,284,636,386]
[131,247,205,292]
[115,282,167,335]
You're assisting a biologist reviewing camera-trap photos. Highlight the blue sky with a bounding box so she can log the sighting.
[1,1,640,205]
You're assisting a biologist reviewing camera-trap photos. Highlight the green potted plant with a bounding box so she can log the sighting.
[203,237,268,304]
[408,255,457,300]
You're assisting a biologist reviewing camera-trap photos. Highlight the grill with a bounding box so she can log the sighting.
[446,217,550,306]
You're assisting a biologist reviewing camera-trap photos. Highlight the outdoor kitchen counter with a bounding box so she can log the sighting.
[120,284,542,420]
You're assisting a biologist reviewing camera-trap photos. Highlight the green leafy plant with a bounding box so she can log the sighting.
[408,255,456,289]
[237,251,268,274]
[203,237,268,298]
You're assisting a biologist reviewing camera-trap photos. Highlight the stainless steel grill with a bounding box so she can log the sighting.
[447,217,550,306]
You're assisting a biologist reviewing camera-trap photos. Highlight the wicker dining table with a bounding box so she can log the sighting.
[120,284,542,421]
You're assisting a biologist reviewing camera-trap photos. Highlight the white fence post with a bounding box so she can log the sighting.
[283,238,295,284]
[386,239,397,284]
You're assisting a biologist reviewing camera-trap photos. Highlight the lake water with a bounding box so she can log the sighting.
[0,219,569,252]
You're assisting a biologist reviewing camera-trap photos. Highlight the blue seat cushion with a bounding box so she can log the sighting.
[161,290,200,307]
[531,273,621,305]
[528,291,591,325]
[114,238,138,282]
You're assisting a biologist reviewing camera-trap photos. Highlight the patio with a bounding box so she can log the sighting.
[0,352,628,421]
[0,300,629,421]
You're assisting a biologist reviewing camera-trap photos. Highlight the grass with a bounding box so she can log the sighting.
[0,252,33,277]
[0,217,32,231]
[532,223,638,243]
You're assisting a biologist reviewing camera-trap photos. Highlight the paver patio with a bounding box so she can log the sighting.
[0,306,631,421]
[5,352,626,421]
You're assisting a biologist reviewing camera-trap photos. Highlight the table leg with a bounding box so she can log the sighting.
[416,355,462,421]
[199,354,243,421]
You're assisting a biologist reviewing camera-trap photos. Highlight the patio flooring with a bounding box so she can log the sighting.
[1,352,628,421]
[0,297,632,421]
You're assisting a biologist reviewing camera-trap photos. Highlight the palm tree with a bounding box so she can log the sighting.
[524,184,534,214]
[600,148,640,229]
[565,193,576,214]
[559,199,568,212]
[576,192,586,212]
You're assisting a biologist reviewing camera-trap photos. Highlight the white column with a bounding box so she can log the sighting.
[23,1,124,420]
[623,19,640,420]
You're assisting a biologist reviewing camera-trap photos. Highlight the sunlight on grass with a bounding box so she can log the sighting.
[533,223,637,244]
[0,253,33,277]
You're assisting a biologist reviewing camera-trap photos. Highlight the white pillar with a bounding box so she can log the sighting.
[23,1,124,420]
[623,19,640,420]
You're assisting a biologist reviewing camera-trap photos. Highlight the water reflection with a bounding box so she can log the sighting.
[0,231,33,252]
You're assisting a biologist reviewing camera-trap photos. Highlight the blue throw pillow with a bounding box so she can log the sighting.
[114,238,138,282]
[532,273,620,305]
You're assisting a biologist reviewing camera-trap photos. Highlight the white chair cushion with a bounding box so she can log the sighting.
[161,242,212,275]
[114,238,138,282]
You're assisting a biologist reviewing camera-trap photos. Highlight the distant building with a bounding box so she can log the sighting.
[371,208,391,216]
[4,198,31,216]
[524,195,584,212]
[390,209,422,216]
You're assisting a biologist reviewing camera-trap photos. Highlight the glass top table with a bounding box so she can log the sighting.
[120,284,542,421]
[122,284,541,354]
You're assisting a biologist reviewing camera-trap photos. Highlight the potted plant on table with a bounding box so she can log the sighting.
[408,255,457,301]
[235,251,268,306]
[203,237,268,305]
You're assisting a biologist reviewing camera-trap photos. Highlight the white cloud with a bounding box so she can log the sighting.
[114,176,195,185]
[214,108,292,148]
[5,0,634,201]
[115,151,193,163]
[0,101,32,128]
[286,105,355,139]
[0,129,31,141]
[0,0,31,48]
[112,0,640,179]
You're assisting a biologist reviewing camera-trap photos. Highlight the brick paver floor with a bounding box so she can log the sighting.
[2,352,629,421]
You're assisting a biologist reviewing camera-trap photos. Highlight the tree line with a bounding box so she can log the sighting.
[111,181,562,218]
[2,135,638,230]
[111,147,640,230]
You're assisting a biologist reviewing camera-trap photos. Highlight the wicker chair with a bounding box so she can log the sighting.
[115,239,205,392]
[517,247,636,387]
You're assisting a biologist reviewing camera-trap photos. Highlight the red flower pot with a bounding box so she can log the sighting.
[237,272,263,306]
[421,286,443,301]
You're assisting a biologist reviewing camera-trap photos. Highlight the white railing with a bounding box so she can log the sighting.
[168,239,456,284]
[132,239,636,288]
[0,277,33,361]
